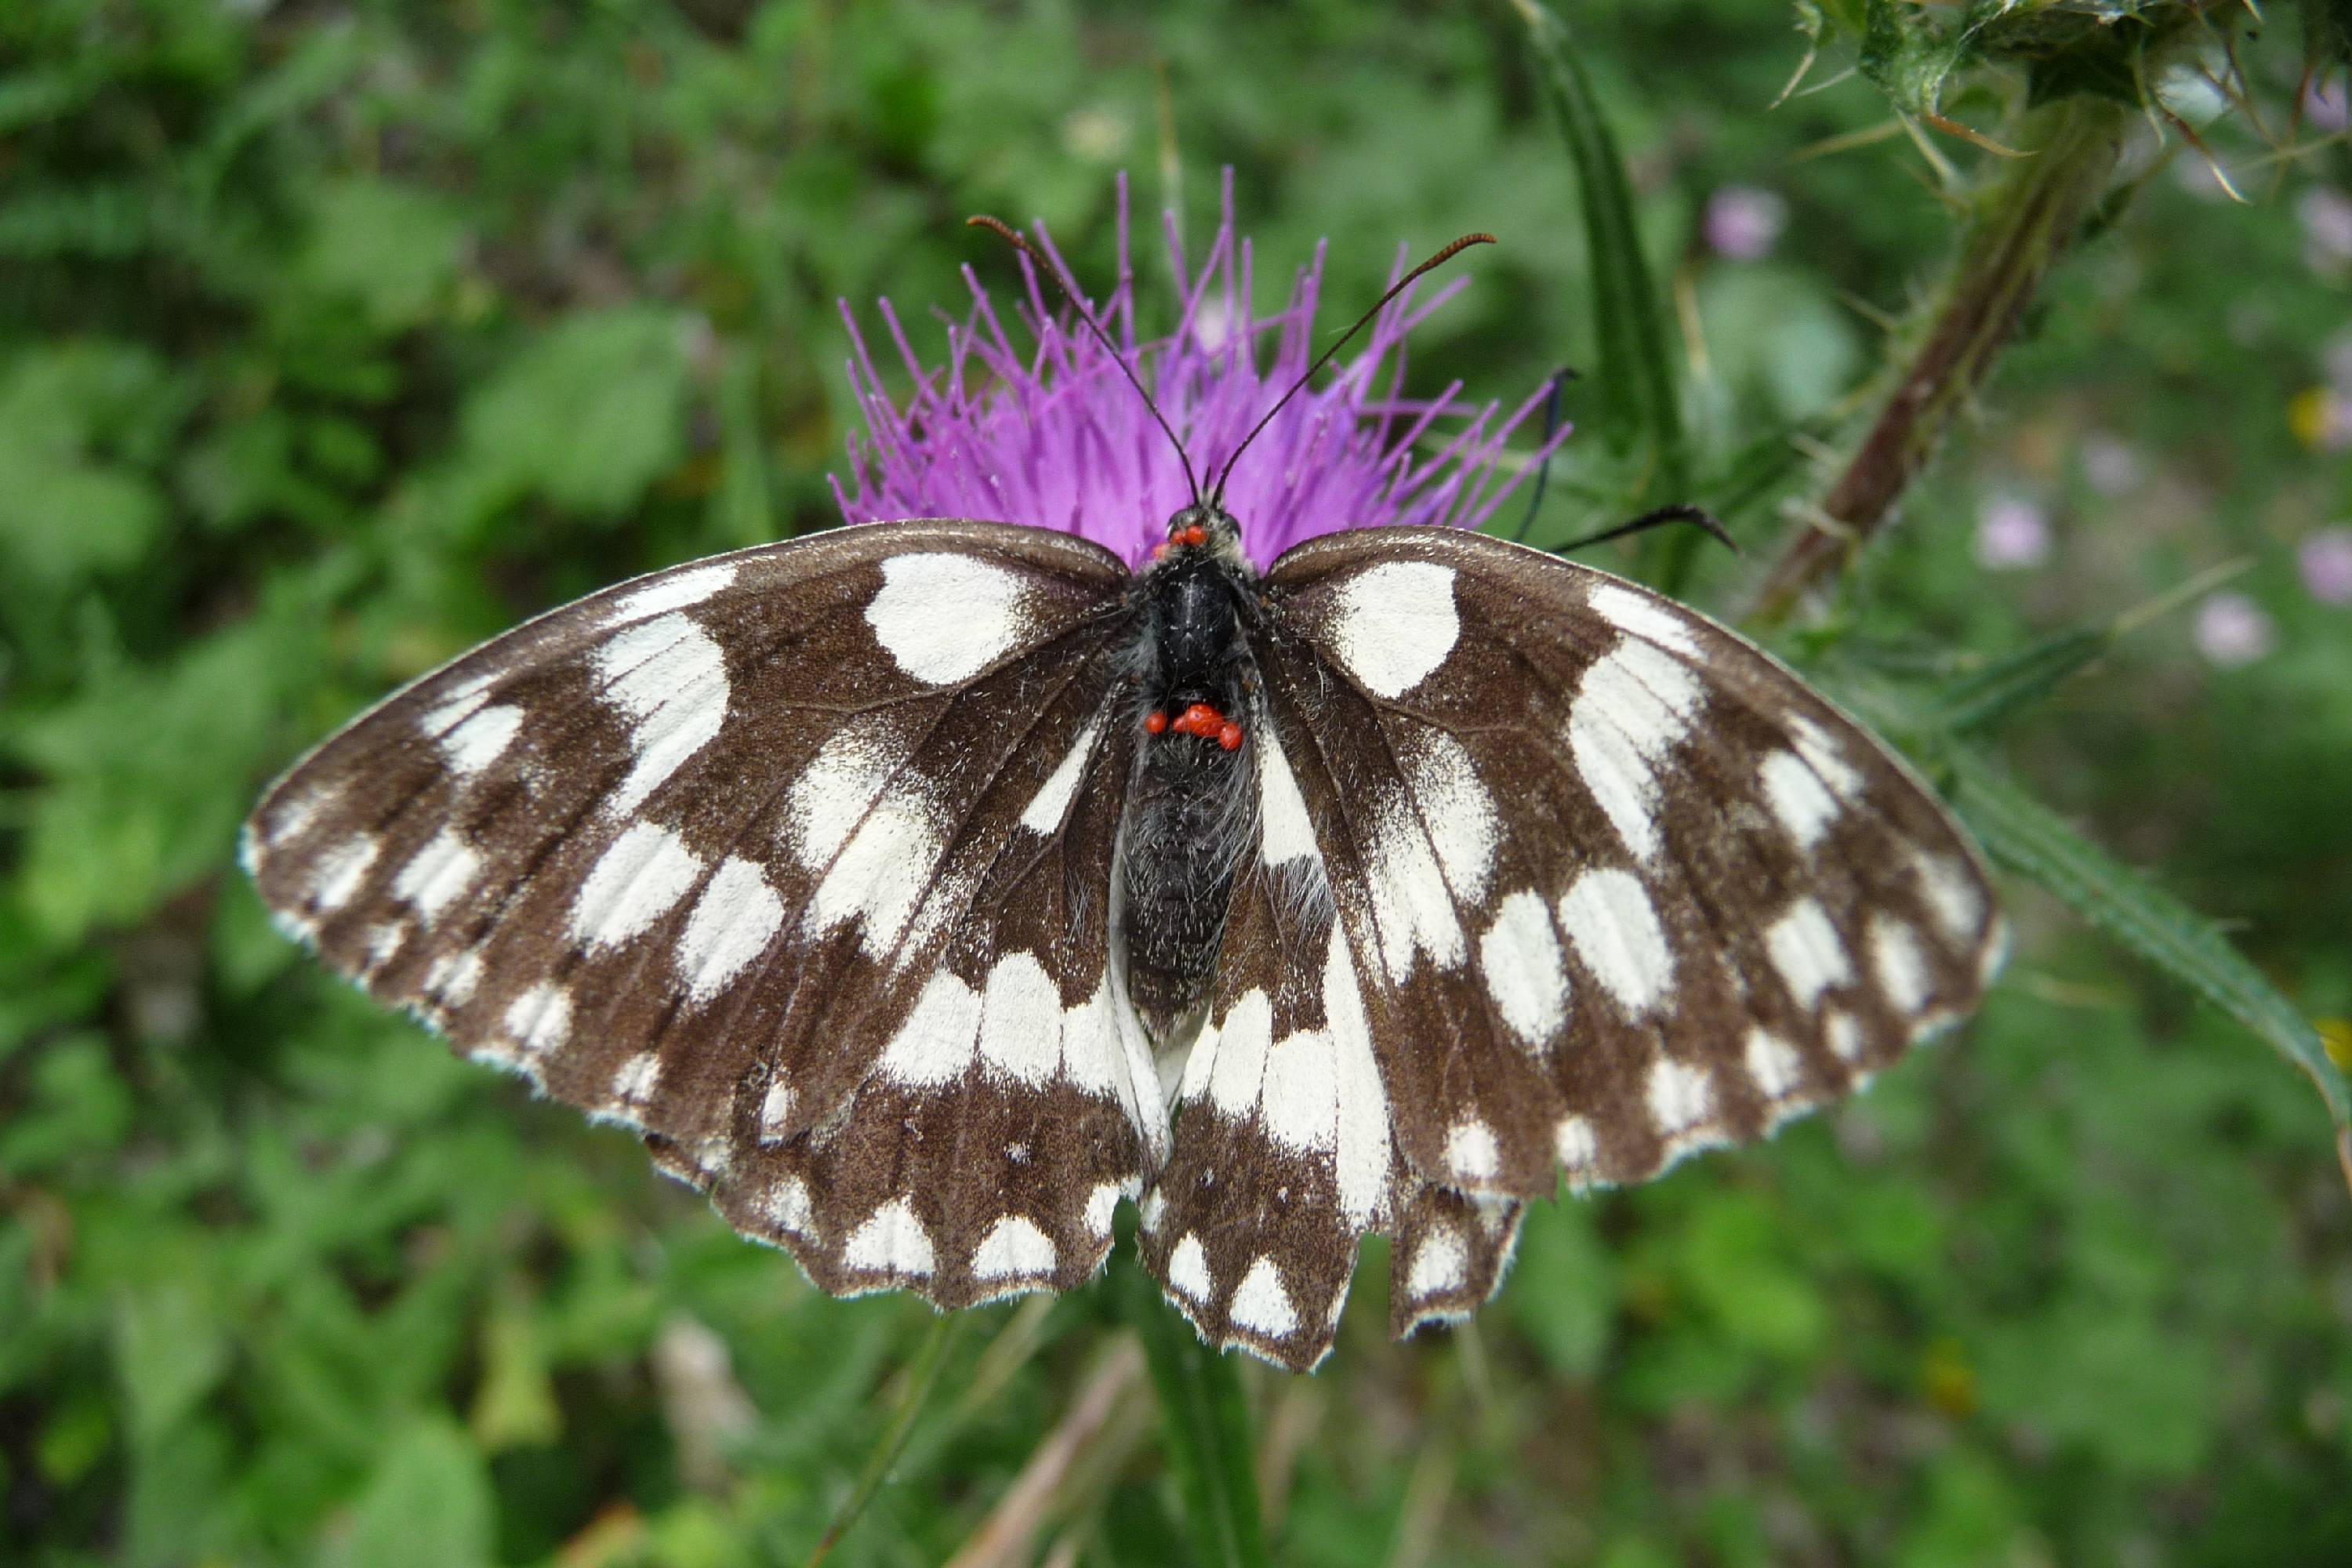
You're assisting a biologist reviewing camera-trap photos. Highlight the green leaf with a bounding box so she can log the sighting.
[115,1285,231,1450]
[1121,1256,1268,1568]
[296,179,467,333]
[1510,0,1686,494]
[455,305,693,523]
[1944,746,2351,1133]
[321,1417,495,1568]
[1927,626,2111,735]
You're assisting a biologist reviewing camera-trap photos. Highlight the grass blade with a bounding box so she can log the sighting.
[1509,0,1688,509]
[1120,1257,1267,1568]
[1944,745,2352,1142]
[806,1311,964,1566]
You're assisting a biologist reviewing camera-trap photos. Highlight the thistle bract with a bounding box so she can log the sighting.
[833,176,1565,569]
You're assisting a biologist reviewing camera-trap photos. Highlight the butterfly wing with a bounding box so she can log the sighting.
[245,520,1165,1307]
[1251,525,2003,1204]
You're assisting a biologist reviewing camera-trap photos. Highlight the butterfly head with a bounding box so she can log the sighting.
[1149,503,1246,569]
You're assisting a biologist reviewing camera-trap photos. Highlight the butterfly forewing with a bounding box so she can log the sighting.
[245,521,1160,1309]
[1257,527,2003,1200]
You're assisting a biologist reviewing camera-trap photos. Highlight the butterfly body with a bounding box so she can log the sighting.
[1123,506,1260,1044]
[246,513,2002,1372]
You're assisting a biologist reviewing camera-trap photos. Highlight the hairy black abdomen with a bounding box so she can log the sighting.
[1120,555,1255,1042]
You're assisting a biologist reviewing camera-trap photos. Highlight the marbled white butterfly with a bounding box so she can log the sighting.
[244,222,2002,1372]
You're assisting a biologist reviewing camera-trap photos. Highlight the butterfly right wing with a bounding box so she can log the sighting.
[245,521,1164,1310]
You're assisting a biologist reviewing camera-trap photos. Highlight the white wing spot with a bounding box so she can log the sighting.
[1230,1257,1298,1338]
[807,796,944,961]
[758,1078,794,1142]
[1566,639,1706,863]
[1084,1183,1122,1236]
[1588,582,1704,657]
[1646,1056,1712,1134]
[1479,889,1570,1048]
[1406,730,1497,903]
[1058,975,1121,1098]
[1406,1223,1468,1298]
[785,714,909,872]
[1365,787,1466,978]
[1168,1233,1213,1302]
[437,704,524,779]
[1323,924,1393,1225]
[422,949,482,1007]
[1445,1119,1501,1181]
[676,855,784,1002]
[608,561,736,623]
[844,1197,935,1277]
[1255,724,1321,869]
[1205,989,1274,1120]
[1018,709,1106,833]
[763,1176,814,1236]
[1260,1024,1338,1153]
[1910,848,1986,944]
[590,613,729,816]
[875,971,981,1087]
[1766,898,1851,1011]
[1788,715,1864,800]
[1555,1115,1599,1171]
[571,822,702,949]
[1870,914,1933,1014]
[1824,1008,1865,1062]
[364,922,407,971]
[1760,750,1842,851]
[1745,1028,1804,1099]
[309,835,380,913]
[1559,868,1675,1015]
[977,953,1063,1086]
[612,1051,662,1104]
[866,553,1039,684]
[1324,561,1458,699]
[503,983,571,1054]
[391,832,483,926]
[971,1215,1057,1280]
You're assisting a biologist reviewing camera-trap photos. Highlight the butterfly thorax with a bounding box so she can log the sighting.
[1120,508,1259,1045]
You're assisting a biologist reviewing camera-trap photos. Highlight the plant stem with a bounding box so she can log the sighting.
[1120,1256,1269,1568]
[1749,95,2129,622]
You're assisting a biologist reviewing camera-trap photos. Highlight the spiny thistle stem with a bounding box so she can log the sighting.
[1750,95,2131,622]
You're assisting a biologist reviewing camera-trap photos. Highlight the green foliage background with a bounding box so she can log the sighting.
[6,1,2352,1563]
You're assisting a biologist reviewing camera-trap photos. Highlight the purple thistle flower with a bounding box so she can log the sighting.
[2194,590,2277,669]
[831,174,1568,571]
[2299,527,2352,607]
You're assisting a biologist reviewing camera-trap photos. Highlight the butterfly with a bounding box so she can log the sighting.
[244,226,2002,1372]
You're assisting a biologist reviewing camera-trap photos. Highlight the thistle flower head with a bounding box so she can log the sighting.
[833,174,1566,569]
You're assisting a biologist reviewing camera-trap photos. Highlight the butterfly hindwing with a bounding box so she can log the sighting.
[1256,526,2003,1200]
[245,521,1162,1309]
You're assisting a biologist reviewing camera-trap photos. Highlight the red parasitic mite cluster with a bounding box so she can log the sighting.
[1146,701,1243,750]
[1149,523,1212,561]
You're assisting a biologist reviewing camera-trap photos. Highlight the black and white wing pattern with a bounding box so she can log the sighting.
[1254,527,2003,1203]
[1145,525,2001,1367]
[243,521,1163,1308]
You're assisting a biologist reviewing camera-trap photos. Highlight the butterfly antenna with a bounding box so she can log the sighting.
[1551,503,1742,557]
[1208,231,1496,506]
[967,214,1201,508]
[1510,365,1579,544]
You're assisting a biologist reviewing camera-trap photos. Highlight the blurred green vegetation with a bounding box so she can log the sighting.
[6,1,2352,1563]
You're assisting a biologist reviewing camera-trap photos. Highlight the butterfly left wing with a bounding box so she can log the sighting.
[245,521,1165,1310]
[1250,526,2004,1209]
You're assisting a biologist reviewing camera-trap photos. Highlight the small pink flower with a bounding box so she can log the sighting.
[2299,528,2352,606]
[2325,330,2352,396]
[2307,78,2350,135]
[2299,186,2352,270]
[833,174,1564,569]
[1975,496,2050,570]
[1704,186,1788,261]
[2194,591,2277,668]
[2078,434,2143,496]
